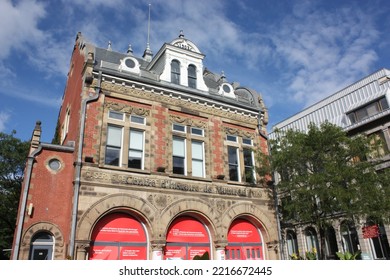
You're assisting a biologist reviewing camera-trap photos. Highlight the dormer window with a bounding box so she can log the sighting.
[171,60,180,85]
[188,64,197,89]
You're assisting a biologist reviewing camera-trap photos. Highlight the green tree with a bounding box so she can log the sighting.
[267,122,390,259]
[0,131,29,259]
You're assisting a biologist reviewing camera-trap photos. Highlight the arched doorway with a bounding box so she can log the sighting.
[225,219,264,260]
[89,213,148,260]
[324,226,338,259]
[164,216,211,260]
[29,231,54,260]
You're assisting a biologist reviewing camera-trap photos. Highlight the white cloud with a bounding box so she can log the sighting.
[270,3,380,107]
[0,111,10,132]
[0,0,46,60]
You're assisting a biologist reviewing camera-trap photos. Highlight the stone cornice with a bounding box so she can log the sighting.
[100,80,259,125]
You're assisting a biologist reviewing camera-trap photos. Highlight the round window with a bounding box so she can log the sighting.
[125,58,136,68]
[223,84,231,93]
[48,159,61,171]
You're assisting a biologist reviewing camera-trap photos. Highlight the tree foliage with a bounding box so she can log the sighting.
[0,131,29,259]
[267,122,390,258]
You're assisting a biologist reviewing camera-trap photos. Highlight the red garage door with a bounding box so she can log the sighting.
[164,216,211,260]
[89,213,147,260]
[226,219,264,260]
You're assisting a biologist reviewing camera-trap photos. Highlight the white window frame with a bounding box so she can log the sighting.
[173,136,187,175]
[191,140,205,177]
[104,110,147,170]
[128,129,145,169]
[172,124,205,177]
[105,125,123,167]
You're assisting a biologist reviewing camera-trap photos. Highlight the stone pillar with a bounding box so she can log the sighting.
[151,239,166,260]
[214,240,228,260]
[75,240,91,260]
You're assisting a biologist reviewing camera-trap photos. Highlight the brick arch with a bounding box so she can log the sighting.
[158,198,217,239]
[20,222,64,260]
[219,202,277,243]
[76,193,157,241]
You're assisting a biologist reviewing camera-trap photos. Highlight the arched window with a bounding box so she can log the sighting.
[286,230,298,258]
[171,60,180,85]
[340,221,360,255]
[187,64,197,88]
[304,227,319,259]
[29,232,54,260]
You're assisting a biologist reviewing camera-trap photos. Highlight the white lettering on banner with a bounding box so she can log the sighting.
[231,230,252,238]
[172,229,205,238]
[101,227,139,235]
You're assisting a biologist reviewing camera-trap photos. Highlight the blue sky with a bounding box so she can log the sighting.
[1,0,389,143]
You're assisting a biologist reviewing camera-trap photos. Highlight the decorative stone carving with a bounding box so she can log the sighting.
[100,82,258,125]
[104,101,150,116]
[169,115,206,128]
[224,127,254,138]
[148,194,172,209]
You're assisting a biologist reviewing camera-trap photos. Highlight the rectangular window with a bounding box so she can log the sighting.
[348,97,390,124]
[109,111,124,121]
[130,115,145,125]
[191,127,204,136]
[226,134,256,183]
[243,148,255,183]
[105,125,122,166]
[227,135,237,142]
[380,97,389,110]
[191,140,204,177]
[173,123,186,133]
[128,129,144,169]
[243,138,253,145]
[228,146,240,181]
[105,108,149,170]
[173,137,186,175]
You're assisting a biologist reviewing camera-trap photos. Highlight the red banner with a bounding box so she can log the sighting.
[227,219,261,243]
[362,225,380,239]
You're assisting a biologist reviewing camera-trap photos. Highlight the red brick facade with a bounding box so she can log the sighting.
[12,32,278,260]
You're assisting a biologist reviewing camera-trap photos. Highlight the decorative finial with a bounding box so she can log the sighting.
[179,30,184,38]
[221,71,227,82]
[127,44,133,54]
[143,4,153,61]
[107,41,112,51]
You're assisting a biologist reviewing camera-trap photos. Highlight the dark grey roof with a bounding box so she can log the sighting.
[93,46,264,112]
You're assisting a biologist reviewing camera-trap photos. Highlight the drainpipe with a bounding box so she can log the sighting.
[68,71,102,258]
[12,126,43,260]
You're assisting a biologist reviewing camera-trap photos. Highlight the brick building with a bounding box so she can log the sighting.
[12,32,279,260]
[270,68,390,260]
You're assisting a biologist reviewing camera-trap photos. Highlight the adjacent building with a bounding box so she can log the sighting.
[270,68,390,260]
[11,32,279,260]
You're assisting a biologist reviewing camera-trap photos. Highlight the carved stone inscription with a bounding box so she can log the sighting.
[83,171,263,198]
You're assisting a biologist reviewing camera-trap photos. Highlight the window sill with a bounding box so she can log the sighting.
[100,165,151,175]
[169,174,212,182]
